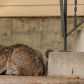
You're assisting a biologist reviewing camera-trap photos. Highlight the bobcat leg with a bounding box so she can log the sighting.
[12,48,34,76]
[0,67,6,74]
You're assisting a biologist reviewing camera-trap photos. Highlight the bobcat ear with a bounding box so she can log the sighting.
[45,50,54,58]
[0,45,5,51]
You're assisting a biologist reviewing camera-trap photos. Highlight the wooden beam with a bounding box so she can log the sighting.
[0,5,83,17]
[0,0,84,5]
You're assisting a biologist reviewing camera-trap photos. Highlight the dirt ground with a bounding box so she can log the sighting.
[0,75,84,84]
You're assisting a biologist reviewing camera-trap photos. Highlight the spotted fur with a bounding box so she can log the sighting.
[0,44,44,76]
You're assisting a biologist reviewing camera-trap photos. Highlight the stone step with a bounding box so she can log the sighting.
[0,76,84,84]
[48,52,84,78]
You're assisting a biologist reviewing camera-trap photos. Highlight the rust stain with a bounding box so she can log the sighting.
[18,18,24,23]
[57,61,58,64]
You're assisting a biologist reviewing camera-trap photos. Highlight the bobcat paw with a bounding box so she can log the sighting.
[12,70,21,76]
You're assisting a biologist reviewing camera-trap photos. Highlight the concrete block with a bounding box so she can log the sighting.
[42,32,63,49]
[41,18,61,32]
[2,40,12,46]
[32,32,41,48]
[12,18,61,32]
[0,18,11,39]
[74,29,84,52]
[11,32,41,48]
[11,33,33,47]
[12,18,38,32]
[48,52,84,78]
[12,18,24,32]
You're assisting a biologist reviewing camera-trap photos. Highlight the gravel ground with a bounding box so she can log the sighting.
[0,76,84,84]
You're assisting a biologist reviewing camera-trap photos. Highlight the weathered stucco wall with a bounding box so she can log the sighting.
[0,17,83,63]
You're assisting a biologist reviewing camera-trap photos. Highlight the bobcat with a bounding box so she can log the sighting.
[0,44,44,76]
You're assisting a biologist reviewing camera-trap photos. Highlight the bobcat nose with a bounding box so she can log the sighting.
[1,70,7,75]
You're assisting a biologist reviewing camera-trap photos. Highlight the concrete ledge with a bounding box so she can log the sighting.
[0,76,84,84]
[48,52,84,78]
